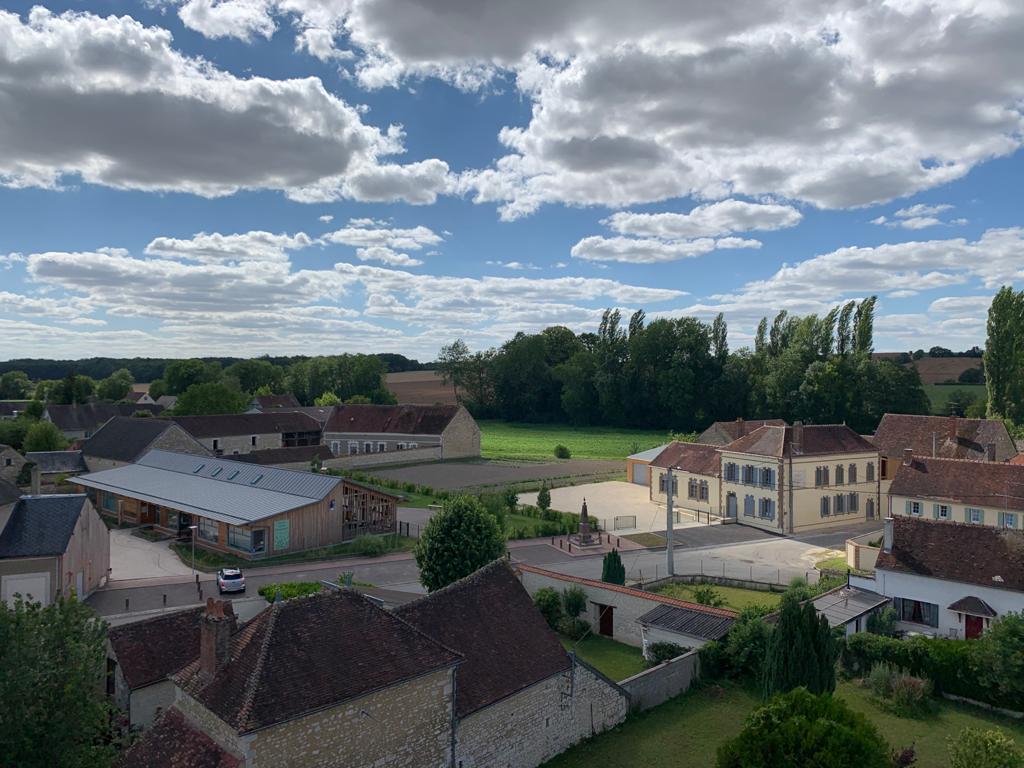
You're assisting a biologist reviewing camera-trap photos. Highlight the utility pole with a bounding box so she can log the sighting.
[665,467,675,577]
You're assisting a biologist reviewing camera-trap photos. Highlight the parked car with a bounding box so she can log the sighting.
[217,568,245,594]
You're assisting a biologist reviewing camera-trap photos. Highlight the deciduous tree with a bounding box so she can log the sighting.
[23,420,68,452]
[415,495,505,592]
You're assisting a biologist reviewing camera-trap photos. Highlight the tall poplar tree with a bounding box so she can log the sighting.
[985,286,1024,421]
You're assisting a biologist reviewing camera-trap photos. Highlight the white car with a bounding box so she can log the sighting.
[217,568,245,594]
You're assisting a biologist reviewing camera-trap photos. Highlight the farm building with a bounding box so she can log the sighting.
[323,403,480,460]
[81,416,210,472]
[626,444,669,486]
[171,412,323,457]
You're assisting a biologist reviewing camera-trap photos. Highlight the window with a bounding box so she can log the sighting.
[866,462,875,482]
[866,498,875,518]
[397,442,406,450]
[848,464,857,484]
[934,504,950,521]
[760,468,775,489]
[835,464,845,485]
[198,518,219,542]
[228,526,253,552]
[907,500,922,516]
[251,435,258,447]
[725,463,738,482]
[408,442,418,449]
[212,439,219,452]
[331,441,340,454]
[894,597,939,628]
[759,498,775,520]
[102,494,117,513]
[1002,512,1018,529]
[699,480,709,501]
[227,470,239,480]
[744,495,755,517]
[688,478,698,499]
[742,465,753,484]
[348,441,359,455]
[966,507,984,524]
[210,467,222,477]
[815,466,830,486]
[835,493,846,514]
[377,442,386,453]
[848,492,859,512]
[4,458,10,467]
[364,442,373,454]
[820,496,830,517]
[880,457,889,479]
[165,509,178,529]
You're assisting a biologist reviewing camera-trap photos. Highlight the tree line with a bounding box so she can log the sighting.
[437,297,930,434]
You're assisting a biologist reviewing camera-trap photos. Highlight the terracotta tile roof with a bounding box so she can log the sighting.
[108,608,205,690]
[172,412,322,439]
[396,560,571,717]
[1009,453,1024,466]
[174,590,461,733]
[231,444,334,466]
[325,404,460,436]
[890,455,1024,513]
[515,564,738,619]
[649,441,721,476]
[947,595,997,617]
[876,516,1024,593]
[697,419,786,446]
[120,708,241,768]
[872,414,1016,462]
[724,423,876,458]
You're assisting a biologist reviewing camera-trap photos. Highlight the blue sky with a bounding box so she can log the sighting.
[1,0,1022,361]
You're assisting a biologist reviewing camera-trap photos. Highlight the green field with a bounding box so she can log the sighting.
[653,583,783,612]
[560,634,647,682]
[479,420,671,461]
[544,680,1024,768]
[925,383,987,415]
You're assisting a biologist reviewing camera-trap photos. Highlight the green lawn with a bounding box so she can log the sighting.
[653,583,783,612]
[561,634,647,682]
[925,383,987,415]
[544,680,1024,768]
[170,535,416,571]
[479,420,671,461]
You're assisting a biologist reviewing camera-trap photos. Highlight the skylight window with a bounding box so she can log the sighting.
[192,464,205,474]
[227,470,239,480]
[210,467,223,477]
[250,474,263,485]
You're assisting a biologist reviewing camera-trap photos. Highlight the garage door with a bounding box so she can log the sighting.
[631,462,649,485]
[2,572,51,607]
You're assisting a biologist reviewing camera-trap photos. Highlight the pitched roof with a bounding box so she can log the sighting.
[174,591,461,733]
[44,403,163,431]
[890,455,1024,513]
[947,595,997,617]
[109,608,206,690]
[120,708,241,768]
[0,494,86,559]
[253,393,301,409]
[155,395,178,408]
[231,444,334,466]
[325,404,460,435]
[0,479,20,507]
[627,443,671,462]
[73,450,342,526]
[172,412,322,439]
[876,516,1024,593]
[396,560,572,717]
[649,441,721,476]
[697,419,787,446]
[0,402,27,417]
[637,603,735,640]
[811,586,889,628]
[872,414,1017,462]
[24,450,87,474]
[724,423,876,458]
[1011,453,1024,466]
[82,417,197,463]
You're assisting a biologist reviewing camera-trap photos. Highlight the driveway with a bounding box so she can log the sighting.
[109,529,194,582]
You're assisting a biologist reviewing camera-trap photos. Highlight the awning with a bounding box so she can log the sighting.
[947,595,997,618]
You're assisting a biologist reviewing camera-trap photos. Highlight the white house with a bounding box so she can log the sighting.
[850,516,1024,639]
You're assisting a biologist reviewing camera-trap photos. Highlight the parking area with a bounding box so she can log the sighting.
[109,528,194,581]
[370,458,622,491]
[519,480,685,535]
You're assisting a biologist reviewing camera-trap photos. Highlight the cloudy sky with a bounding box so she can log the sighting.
[1,0,1022,361]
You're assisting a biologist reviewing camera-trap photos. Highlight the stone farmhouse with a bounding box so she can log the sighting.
[0,443,27,485]
[81,416,211,472]
[851,516,1024,639]
[323,403,480,461]
[72,450,398,559]
[171,412,323,457]
[42,402,164,440]
[0,494,109,606]
[122,562,628,768]
[888,451,1024,530]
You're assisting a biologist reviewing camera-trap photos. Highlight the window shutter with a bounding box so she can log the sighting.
[824,467,830,485]
[998,511,1005,528]
[980,509,985,525]
[905,499,912,515]
[933,503,940,520]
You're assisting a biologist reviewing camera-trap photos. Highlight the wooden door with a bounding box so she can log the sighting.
[598,605,614,637]
[965,615,983,639]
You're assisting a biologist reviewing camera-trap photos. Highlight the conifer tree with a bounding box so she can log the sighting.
[601,549,625,585]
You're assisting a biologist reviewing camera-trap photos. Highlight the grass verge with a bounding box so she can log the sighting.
[170,534,416,572]
[652,583,782,612]
[560,634,647,682]
[480,420,671,461]
[623,532,667,548]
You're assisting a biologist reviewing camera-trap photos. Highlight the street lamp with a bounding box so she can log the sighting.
[189,525,198,583]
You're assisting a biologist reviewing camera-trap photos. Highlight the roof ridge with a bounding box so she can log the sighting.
[909,454,1020,466]
[236,601,280,732]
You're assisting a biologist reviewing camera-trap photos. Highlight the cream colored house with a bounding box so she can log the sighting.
[720,423,881,533]
[648,442,721,522]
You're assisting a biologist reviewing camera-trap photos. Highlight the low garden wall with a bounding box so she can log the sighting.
[619,649,701,712]
[845,530,882,572]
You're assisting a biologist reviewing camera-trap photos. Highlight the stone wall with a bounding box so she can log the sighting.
[197,432,283,456]
[0,446,26,484]
[846,530,882,572]
[440,406,481,459]
[129,680,175,730]
[619,649,700,712]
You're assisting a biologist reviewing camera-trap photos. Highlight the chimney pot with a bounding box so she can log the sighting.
[883,517,894,554]
[199,598,235,681]
[902,448,914,467]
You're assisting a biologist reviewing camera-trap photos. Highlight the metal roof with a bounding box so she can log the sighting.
[812,587,890,628]
[73,449,341,526]
[627,444,670,462]
[637,602,736,641]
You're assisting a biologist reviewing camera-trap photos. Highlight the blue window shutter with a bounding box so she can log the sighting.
[980,509,985,525]
[998,511,1005,528]
[905,499,911,515]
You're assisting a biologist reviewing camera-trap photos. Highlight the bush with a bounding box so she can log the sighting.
[646,641,686,666]
[699,640,729,681]
[692,584,726,608]
[888,673,933,717]
[533,587,563,630]
[257,582,322,602]
[866,662,897,699]
[352,535,388,557]
[866,606,898,636]
[537,484,551,511]
[562,585,587,619]
[948,728,1024,768]
[414,495,506,592]
[601,549,625,585]
[723,608,772,680]
[558,616,590,641]
[554,444,571,459]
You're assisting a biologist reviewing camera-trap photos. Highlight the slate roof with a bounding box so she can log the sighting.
[724,423,876,457]
[73,449,342,525]
[174,591,461,734]
[109,607,206,690]
[82,417,201,463]
[637,603,735,641]
[0,494,86,559]
[155,395,178,408]
[0,479,20,507]
[397,560,572,717]
[25,450,87,474]
[172,412,322,438]
[948,595,997,617]
[649,441,721,476]
[252,393,301,409]
[890,455,1024,513]
[325,404,460,436]
[0,402,27,418]
[231,444,334,466]
[698,419,787,446]
[627,444,671,462]
[811,587,890,628]
[876,516,1024,593]
[44,403,163,432]
[872,413,1017,462]
[120,708,241,768]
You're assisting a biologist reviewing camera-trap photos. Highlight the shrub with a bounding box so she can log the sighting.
[352,534,388,557]
[414,495,506,592]
[562,585,587,619]
[866,605,898,636]
[533,587,563,630]
[723,608,772,680]
[888,673,934,717]
[537,484,551,511]
[699,641,729,681]
[866,662,897,699]
[257,582,321,602]
[647,641,686,666]
[558,616,590,641]
[554,444,571,459]
[601,549,625,585]
[541,508,561,522]
[692,584,726,608]
[948,728,1024,768]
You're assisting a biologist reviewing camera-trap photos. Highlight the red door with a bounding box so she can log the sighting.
[965,615,983,639]
[598,605,614,637]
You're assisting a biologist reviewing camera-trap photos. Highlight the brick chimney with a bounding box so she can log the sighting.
[883,517,894,554]
[947,415,958,441]
[986,442,997,462]
[199,598,236,681]
[792,421,804,455]
[902,448,914,467]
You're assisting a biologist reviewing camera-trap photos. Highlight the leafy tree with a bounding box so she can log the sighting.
[147,378,168,400]
[601,549,625,585]
[24,400,44,420]
[436,339,470,403]
[536,483,551,512]
[973,611,1024,706]
[0,370,32,399]
[717,688,890,768]
[49,372,95,404]
[948,728,1024,768]
[164,358,221,395]
[763,593,837,698]
[23,420,68,452]
[224,359,283,394]
[692,584,726,607]
[96,368,134,401]
[0,595,117,768]
[723,607,773,679]
[414,495,505,592]
[533,587,563,629]
[985,286,1024,421]
[172,381,249,416]
[866,605,898,636]
[562,585,587,619]
[0,418,31,450]
[314,391,342,406]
